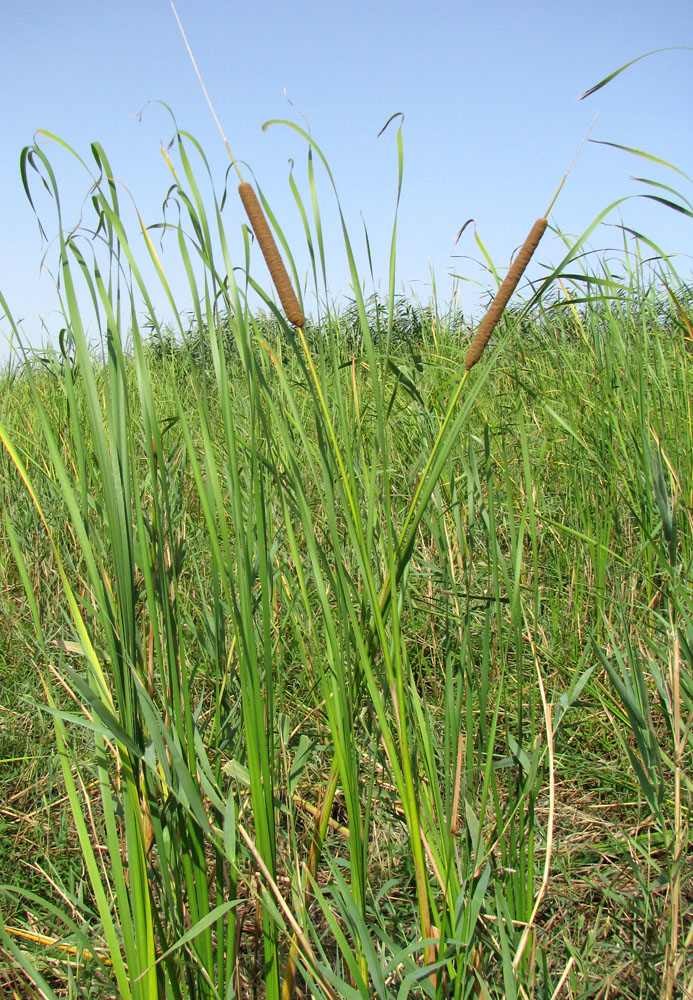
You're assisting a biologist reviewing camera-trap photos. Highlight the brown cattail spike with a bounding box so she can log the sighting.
[238,181,305,328]
[465,216,548,370]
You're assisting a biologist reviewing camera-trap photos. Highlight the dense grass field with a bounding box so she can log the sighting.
[0,117,691,999]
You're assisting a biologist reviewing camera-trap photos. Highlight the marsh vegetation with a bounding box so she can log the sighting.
[0,84,691,999]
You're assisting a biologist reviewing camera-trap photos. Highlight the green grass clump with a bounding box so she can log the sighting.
[0,109,691,1000]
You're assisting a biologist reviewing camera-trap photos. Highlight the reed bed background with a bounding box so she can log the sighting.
[0,97,691,1000]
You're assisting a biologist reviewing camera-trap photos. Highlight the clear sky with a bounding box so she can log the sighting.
[1,0,691,355]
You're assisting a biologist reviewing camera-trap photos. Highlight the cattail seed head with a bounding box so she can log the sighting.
[238,181,304,328]
[465,216,547,370]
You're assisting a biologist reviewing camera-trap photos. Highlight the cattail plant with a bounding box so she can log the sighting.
[464,118,600,370]
[465,217,547,370]
[170,4,304,330]
[238,181,305,327]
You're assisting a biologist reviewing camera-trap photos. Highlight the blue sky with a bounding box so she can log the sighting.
[1,0,691,355]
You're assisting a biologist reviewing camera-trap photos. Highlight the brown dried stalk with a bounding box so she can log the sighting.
[238,181,305,328]
[465,216,547,370]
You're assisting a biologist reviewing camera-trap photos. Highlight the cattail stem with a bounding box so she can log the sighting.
[238,181,305,328]
[171,3,244,182]
[544,112,599,218]
[465,217,547,370]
